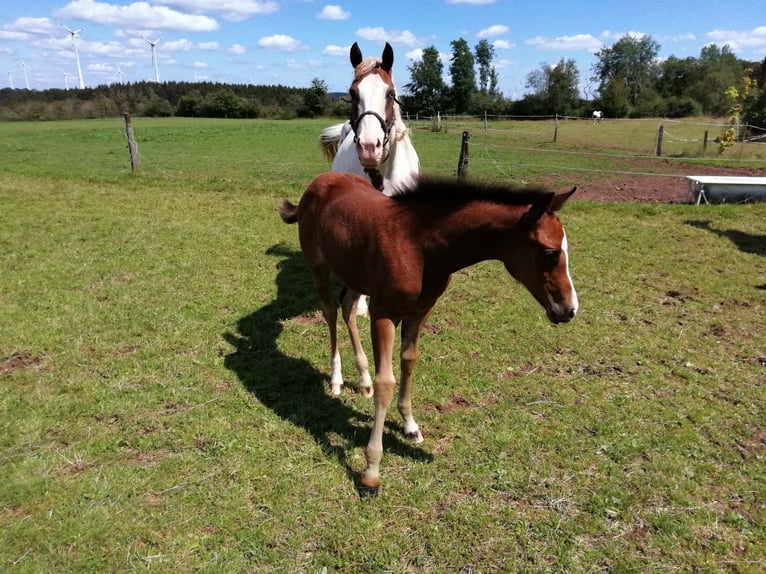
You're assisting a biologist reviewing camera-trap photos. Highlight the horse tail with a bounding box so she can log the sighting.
[278,199,299,224]
[319,123,345,163]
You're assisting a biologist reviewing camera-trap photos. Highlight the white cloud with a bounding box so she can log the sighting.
[193,61,208,68]
[163,38,194,51]
[356,26,420,47]
[319,5,351,20]
[55,0,219,32]
[526,34,602,52]
[258,34,307,51]
[155,0,278,21]
[323,44,350,56]
[493,39,514,50]
[600,30,648,42]
[478,24,508,38]
[706,26,766,52]
[228,44,246,55]
[3,17,59,36]
[197,41,220,50]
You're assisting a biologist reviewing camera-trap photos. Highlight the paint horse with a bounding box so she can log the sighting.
[280,171,579,495]
[320,42,420,316]
[319,42,420,196]
[592,110,603,123]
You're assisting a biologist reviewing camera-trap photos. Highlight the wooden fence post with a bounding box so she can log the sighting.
[656,123,664,157]
[703,130,708,151]
[457,131,470,178]
[553,114,559,143]
[124,112,139,172]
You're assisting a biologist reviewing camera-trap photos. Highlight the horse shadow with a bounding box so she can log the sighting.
[223,243,431,492]
[686,220,766,289]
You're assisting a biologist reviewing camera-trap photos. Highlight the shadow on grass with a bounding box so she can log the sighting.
[223,242,431,493]
[686,220,766,290]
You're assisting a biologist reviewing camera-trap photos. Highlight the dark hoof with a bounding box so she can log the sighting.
[358,485,379,498]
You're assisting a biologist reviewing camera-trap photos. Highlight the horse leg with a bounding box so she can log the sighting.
[340,289,373,396]
[360,316,397,494]
[309,266,344,394]
[397,312,429,443]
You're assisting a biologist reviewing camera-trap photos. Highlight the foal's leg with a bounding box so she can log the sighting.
[360,316,397,494]
[397,312,430,443]
[309,266,343,394]
[340,289,373,396]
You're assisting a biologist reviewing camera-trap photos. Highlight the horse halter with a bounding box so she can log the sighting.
[350,107,396,153]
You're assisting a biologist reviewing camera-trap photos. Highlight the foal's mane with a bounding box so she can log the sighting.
[395,177,554,206]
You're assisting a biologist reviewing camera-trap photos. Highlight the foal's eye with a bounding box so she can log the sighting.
[386,90,395,100]
[543,249,561,266]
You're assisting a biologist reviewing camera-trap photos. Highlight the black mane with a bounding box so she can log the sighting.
[394,177,555,206]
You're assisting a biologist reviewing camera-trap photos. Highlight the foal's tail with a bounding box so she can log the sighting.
[278,200,299,224]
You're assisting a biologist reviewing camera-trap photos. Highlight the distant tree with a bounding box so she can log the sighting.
[592,34,660,110]
[524,58,580,115]
[474,39,499,95]
[687,44,744,115]
[404,46,446,115]
[300,78,330,118]
[448,38,476,114]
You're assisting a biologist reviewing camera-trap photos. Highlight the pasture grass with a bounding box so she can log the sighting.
[1,118,765,573]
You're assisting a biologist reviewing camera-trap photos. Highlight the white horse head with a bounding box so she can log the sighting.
[320,43,419,197]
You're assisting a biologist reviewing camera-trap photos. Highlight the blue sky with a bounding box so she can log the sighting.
[1,0,765,96]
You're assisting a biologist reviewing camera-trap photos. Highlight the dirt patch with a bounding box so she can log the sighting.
[0,352,45,377]
[551,162,766,203]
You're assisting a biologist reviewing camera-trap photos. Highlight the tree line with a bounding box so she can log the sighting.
[401,34,766,130]
[0,80,344,121]
[1,33,764,130]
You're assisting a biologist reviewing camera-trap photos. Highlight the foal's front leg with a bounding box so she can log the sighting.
[360,316,397,494]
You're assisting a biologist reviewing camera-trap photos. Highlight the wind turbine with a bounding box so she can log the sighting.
[64,72,71,90]
[143,36,161,82]
[20,61,30,89]
[61,23,85,89]
[8,71,14,90]
[112,63,126,84]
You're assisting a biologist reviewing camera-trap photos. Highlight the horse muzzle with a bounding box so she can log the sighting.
[547,305,577,324]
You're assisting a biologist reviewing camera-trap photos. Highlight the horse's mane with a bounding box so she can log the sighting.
[395,177,554,206]
[354,57,385,80]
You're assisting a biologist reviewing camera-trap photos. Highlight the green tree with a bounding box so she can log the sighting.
[687,45,744,115]
[404,46,446,115]
[592,34,660,110]
[524,58,580,115]
[448,38,476,114]
[300,78,330,118]
[474,39,499,95]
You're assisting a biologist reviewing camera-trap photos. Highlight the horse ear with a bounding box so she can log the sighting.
[550,186,576,212]
[350,42,363,68]
[526,192,556,223]
[381,42,394,73]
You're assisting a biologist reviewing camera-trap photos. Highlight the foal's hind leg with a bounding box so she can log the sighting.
[396,311,430,443]
[309,265,344,394]
[340,288,373,396]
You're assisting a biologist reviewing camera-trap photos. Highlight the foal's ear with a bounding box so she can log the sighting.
[350,42,363,68]
[381,42,394,73]
[526,192,556,223]
[550,186,577,212]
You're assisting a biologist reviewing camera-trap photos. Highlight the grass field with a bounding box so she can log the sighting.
[1,118,765,573]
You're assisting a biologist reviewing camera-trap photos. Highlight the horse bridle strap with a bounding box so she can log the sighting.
[351,110,394,149]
